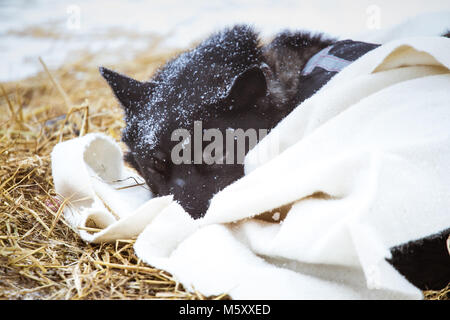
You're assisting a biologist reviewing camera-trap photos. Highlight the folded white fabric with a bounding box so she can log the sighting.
[51,36,450,299]
[51,133,171,242]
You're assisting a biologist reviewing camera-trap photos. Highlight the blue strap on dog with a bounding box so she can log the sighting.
[301,46,352,76]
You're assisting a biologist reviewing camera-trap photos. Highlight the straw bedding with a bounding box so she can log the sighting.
[0,38,447,300]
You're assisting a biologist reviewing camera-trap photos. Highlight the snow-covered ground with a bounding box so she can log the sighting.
[1,0,449,81]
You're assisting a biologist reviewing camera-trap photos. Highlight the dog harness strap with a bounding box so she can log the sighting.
[301,45,352,76]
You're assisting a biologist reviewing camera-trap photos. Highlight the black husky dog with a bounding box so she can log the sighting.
[100,25,379,219]
[100,25,450,290]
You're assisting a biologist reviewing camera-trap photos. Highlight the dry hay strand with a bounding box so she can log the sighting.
[423,283,450,300]
[0,37,229,300]
[0,34,447,300]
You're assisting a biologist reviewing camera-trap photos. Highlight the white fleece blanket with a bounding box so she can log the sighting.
[51,36,450,299]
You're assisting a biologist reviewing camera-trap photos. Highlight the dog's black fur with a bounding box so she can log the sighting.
[100,26,450,291]
[387,228,450,290]
[100,25,335,219]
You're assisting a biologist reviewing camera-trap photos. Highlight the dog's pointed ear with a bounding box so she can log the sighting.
[99,67,153,115]
[226,65,267,109]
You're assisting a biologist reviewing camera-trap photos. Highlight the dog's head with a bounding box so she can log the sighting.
[100,25,297,218]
